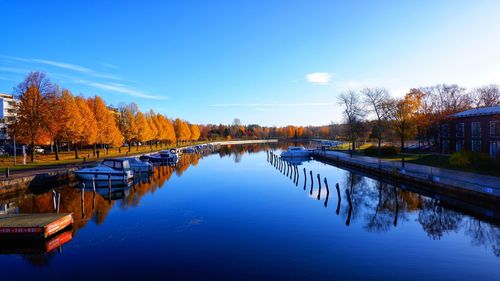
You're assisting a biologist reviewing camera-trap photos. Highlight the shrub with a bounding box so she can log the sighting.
[449,150,472,167]
[364,145,400,157]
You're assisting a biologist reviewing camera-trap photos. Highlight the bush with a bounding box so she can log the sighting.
[364,145,400,157]
[449,150,472,167]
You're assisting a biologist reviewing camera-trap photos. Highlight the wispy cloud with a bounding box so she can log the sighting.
[31,58,92,73]
[1,55,163,100]
[100,62,119,69]
[76,79,167,100]
[306,72,332,85]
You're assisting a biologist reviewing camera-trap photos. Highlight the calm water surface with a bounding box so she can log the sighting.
[0,144,499,280]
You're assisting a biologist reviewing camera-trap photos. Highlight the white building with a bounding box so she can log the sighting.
[0,93,17,142]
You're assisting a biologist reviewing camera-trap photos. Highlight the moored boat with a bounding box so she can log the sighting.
[280,146,312,158]
[74,159,134,182]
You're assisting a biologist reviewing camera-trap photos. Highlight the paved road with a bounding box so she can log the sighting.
[314,150,500,197]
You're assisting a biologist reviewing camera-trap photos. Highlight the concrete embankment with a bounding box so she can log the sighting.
[313,150,500,209]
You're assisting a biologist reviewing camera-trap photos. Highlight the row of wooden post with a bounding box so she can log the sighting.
[267,150,353,225]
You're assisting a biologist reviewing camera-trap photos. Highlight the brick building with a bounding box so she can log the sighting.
[440,105,500,158]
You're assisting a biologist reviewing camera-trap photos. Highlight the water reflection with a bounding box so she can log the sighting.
[267,151,499,257]
[0,143,498,276]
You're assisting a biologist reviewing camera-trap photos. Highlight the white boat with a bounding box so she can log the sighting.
[74,159,134,182]
[122,157,153,173]
[159,149,180,160]
[280,146,312,158]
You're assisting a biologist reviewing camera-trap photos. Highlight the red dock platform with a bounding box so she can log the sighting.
[0,213,73,238]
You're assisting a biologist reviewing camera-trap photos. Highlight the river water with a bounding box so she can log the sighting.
[0,143,498,280]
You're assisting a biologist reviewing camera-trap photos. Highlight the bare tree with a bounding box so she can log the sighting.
[362,87,391,158]
[338,90,365,156]
[472,84,500,108]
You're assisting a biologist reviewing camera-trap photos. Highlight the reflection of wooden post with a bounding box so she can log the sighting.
[81,183,85,219]
[393,187,399,227]
[346,189,353,209]
[289,163,292,179]
[335,183,341,215]
[309,171,314,195]
[286,161,289,177]
[346,203,352,226]
[108,174,112,190]
[57,193,61,213]
[303,168,307,190]
[324,178,329,207]
[317,174,321,200]
[52,189,57,212]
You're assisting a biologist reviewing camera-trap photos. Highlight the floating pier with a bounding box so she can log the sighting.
[0,213,73,238]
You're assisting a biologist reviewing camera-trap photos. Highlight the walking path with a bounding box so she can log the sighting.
[313,150,500,197]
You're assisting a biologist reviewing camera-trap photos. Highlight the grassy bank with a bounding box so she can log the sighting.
[0,142,205,172]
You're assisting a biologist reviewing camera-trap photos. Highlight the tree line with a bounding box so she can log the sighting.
[337,84,500,156]
[12,72,201,162]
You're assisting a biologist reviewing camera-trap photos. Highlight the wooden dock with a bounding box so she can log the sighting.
[0,213,73,238]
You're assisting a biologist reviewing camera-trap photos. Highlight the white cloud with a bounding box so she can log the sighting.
[306,72,332,85]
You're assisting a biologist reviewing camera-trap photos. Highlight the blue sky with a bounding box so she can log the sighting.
[1,0,499,126]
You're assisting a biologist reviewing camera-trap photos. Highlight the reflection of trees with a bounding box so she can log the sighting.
[418,199,463,240]
[464,218,500,257]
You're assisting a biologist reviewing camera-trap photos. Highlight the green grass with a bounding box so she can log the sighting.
[0,141,209,173]
[360,152,500,177]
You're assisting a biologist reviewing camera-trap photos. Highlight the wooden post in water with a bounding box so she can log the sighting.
[108,174,112,191]
[52,189,57,212]
[309,171,314,195]
[303,168,307,190]
[286,161,289,177]
[317,174,321,200]
[56,193,61,213]
[335,183,341,215]
[324,178,330,207]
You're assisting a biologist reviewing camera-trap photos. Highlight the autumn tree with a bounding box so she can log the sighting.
[88,96,123,154]
[119,103,138,152]
[390,89,423,150]
[135,111,152,150]
[12,72,53,162]
[190,124,201,141]
[47,89,84,160]
[338,90,365,156]
[174,118,191,145]
[75,96,98,150]
[362,87,391,158]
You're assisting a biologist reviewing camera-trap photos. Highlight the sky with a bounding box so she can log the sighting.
[1,0,499,126]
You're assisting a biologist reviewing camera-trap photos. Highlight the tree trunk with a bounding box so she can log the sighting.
[156,141,158,148]
[136,142,139,151]
[377,138,381,158]
[74,143,79,159]
[93,144,96,156]
[400,126,405,151]
[30,140,35,162]
[55,140,59,161]
[128,142,131,152]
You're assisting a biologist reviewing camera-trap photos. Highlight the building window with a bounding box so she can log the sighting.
[442,140,450,154]
[440,124,450,138]
[472,140,481,152]
[455,140,464,152]
[490,121,500,137]
[491,141,500,158]
[456,122,464,138]
[471,122,481,138]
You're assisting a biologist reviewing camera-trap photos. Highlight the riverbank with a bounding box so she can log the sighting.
[312,150,500,208]
[0,139,278,195]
